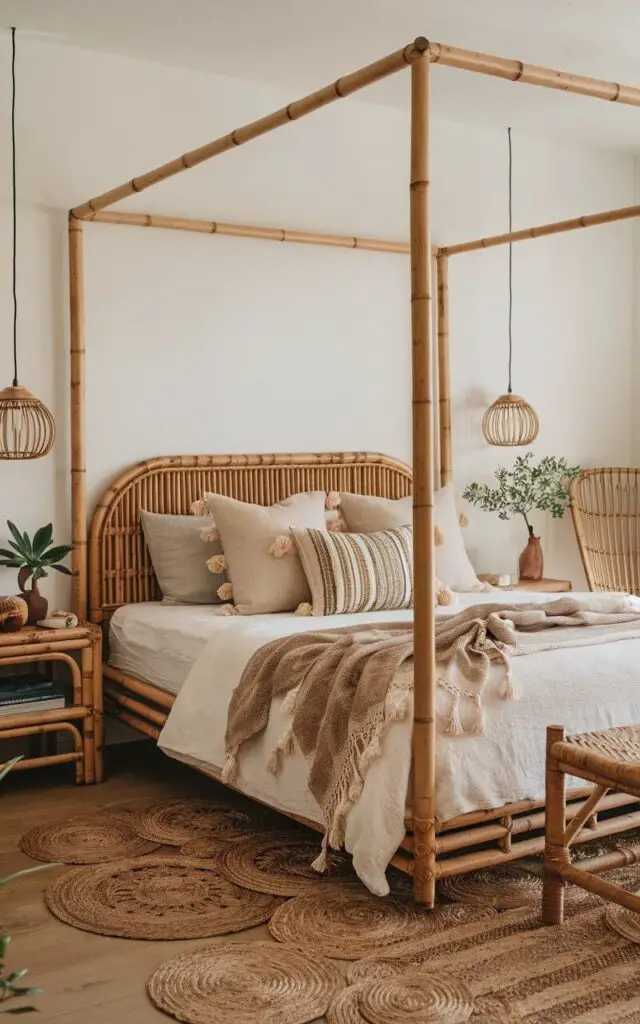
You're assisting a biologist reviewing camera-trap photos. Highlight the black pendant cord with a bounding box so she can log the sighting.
[11,27,18,388]
[507,126,513,396]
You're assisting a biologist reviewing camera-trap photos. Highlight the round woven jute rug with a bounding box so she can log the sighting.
[179,836,225,860]
[132,797,261,846]
[216,832,359,896]
[147,940,345,1024]
[604,898,640,944]
[268,889,487,961]
[326,982,367,1023]
[326,975,475,1024]
[438,865,542,910]
[20,812,160,864]
[359,974,474,1024]
[44,856,283,940]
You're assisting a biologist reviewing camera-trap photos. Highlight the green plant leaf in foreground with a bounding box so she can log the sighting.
[0,758,49,1014]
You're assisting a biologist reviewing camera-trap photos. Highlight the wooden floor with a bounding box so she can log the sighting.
[1,742,297,1023]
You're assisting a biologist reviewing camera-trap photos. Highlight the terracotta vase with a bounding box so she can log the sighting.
[519,535,544,581]
[17,569,49,625]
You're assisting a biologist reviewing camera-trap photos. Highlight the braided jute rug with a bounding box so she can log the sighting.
[147,941,344,1024]
[338,878,640,1024]
[19,811,160,864]
[216,832,359,896]
[131,797,266,845]
[44,856,283,939]
[268,888,496,960]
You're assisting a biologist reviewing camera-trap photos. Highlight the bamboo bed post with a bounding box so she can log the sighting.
[69,216,87,620]
[410,45,437,907]
[436,254,452,486]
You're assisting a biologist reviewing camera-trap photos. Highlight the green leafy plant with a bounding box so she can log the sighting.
[462,452,580,537]
[1,756,57,1014]
[0,523,72,584]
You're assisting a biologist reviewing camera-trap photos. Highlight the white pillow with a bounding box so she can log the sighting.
[339,485,482,592]
[432,484,482,592]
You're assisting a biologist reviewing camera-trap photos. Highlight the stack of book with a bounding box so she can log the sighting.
[0,676,65,716]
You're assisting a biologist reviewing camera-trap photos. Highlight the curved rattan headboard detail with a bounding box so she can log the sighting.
[89,451,412,622]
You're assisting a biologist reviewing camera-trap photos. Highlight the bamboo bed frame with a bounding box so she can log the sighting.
[68,37,640,905]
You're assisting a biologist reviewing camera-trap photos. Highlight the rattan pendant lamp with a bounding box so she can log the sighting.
[0,28,55,460]
[482,128,539,447]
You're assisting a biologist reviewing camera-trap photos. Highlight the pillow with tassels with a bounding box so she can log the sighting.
[203,491,327,614]
[291,525,414,616]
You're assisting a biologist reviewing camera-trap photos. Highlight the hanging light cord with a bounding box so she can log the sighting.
[10,27,18,388]
[507,126,513,395]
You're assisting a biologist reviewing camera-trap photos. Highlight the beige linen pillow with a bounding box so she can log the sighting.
[140,510,225,604]
[291,525,413,616]
[339,492,412,533]
[203,491,327,614]
[339,485,482,592]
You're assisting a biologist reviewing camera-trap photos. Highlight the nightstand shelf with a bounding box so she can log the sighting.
[478,575,572,594]
[0,623,103,784]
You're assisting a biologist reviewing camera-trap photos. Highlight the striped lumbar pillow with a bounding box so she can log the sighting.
[291,525,413,616]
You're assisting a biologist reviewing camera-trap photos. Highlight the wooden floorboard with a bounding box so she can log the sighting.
[0,742,302,1023]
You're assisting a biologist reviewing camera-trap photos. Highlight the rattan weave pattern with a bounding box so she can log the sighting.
[567,726,640,764]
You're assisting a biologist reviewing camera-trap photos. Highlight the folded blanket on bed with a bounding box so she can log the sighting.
[223,596,640,866]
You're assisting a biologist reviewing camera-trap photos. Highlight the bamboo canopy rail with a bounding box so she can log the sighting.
[87,210,412,256]
[68,33,640,905]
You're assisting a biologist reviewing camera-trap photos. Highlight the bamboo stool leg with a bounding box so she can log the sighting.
[542,725,570,925]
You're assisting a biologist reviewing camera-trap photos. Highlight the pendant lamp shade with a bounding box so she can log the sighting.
[0,28,55,461]
[0,385,55,459]
[481,392,539,447]
[481,128,538,448]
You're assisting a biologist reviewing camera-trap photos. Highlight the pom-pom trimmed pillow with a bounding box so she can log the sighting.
[203,491,327,614]
[291,525,413,616]
[339,485,482,593]
[140,510,226,604]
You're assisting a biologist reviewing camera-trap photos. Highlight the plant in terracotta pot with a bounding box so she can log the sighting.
[0,522,72,625]
[462,453,580,581]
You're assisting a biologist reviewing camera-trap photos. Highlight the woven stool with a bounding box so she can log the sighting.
[542,723,640,926]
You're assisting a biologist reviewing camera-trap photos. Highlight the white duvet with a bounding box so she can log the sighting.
[118,591,640,895]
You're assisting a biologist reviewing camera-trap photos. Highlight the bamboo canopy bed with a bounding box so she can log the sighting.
[68,37,640,906]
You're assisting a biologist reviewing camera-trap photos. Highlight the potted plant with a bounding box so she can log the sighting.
[462,453,580,581]
[0,522,72,625]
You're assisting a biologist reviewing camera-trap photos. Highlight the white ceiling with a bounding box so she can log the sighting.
[3,0,640,151]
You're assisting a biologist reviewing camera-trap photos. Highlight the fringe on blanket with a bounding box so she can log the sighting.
[267,671,414,872]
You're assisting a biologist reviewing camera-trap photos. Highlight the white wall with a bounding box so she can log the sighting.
[0,35,635,607]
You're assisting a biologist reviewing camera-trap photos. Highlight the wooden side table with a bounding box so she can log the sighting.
[0,622,103,784]
[478,575,572,594]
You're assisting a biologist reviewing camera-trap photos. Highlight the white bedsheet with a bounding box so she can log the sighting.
[111,593,640,895]
[109,603,232,694]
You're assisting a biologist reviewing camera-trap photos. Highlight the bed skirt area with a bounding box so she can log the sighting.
[103,663,640,889]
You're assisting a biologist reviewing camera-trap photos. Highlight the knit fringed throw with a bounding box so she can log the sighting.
[224,597,640,864]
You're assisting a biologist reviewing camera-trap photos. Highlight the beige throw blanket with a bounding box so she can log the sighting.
[223,598,640,866]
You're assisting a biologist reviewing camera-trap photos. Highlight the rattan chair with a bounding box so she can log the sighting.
[570,469,640,595]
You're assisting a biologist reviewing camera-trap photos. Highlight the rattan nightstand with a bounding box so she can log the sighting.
[0,622,103,784]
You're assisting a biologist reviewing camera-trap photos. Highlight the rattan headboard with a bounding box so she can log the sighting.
[88,451,412,622]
